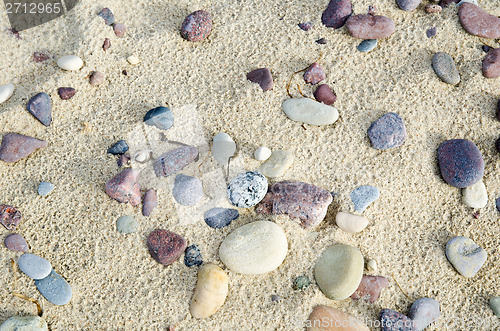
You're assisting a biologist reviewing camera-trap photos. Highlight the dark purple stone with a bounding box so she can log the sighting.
[57,87,76,100]
[380,309,415,330]
[321,0,352,29]
[316,38,327,44]
[439,0,458,7]
[313,84,337,105]
[368,112,407,149]
[33,52,50,62]
[180,10,212,42]
[497,98,500,121]
[4,233,28,252]
[98,8,115,25]
[26,92,52,126]
[147,229,187,266]
[298,22,312,31]
[437,139,484,188]
[247,68,273,91]
[303,62,326,85]
[483,45,491,53]
[0,205,22,231]
[426,27,437,38]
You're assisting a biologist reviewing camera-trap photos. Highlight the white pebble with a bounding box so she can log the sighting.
[0,83,15,104]
[462,180,487,209]
[282,98,339,125]
[254,147,271,161]
[367,259,378,272]
[134,150,151,163]
[57,55,83,71]
[335,212,369,233]
[127,55,140,65]
[211,132,236,165]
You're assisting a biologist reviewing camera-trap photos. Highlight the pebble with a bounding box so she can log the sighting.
[350,185,380,212]
[303,63,326,85]
[397,0,422,11]
[33,52,50,62]
[246,68,274,91]
[425,4,442,12]
[257,149,294,178]
[108,140,129,155]
[142,189,158,216]
[257,181,333,228]
[462,180,487,208]
[357,39,377,52]
[147,229,187,266]
[127,55,140,65]
[184,244,203,267]
[271,294,281,302]
[0,316,48,331]
[306,305,370,331]
[293,276,311,290]
[18,253,52,280]
[4,233,28,252]
[458,3,500,39]
[431,52,460,85]
[34,270,72,305]
[351,275,388,303]
[497,98,500,121]
[282,98,339,125]
[316,38,327,45]
[489,297,500,318]
[439,0,458,8]
[26,92,52,126]
[57,87,76,100]
[219,221,288,274]
[367,259,378,272]
[116,215,138,234]
[204,207,239,229]
[98,8,115,25]
[113,23,126,37]
[254,146,272,161]
[346,15,395,39]
[496,197,500,213]
[426,27,437,38]
[38,182,54,196]
[379,309,415,331]
[90,71,105,85]
[117,154,130,167]
[321,0,353,29]
[180,10,212,42]
[313,84,337,105]
[0,205,22,230]
[408,297,440,331]
[483,45,491,53]
[314,244,364,300]
[0,83,15,104]
[144,106,174,130]
[211,132,237,165]
[57,55,83,71]
[368,112,407,149]
[446,236,487,277]
[483,48,500,79]
[105,168,141,206]
[103,38,111,51]
[154,146,199,177]
[190,263,229,319]
[298,22,312,31]
[172,174,203,206]
[134,150,151,163]
[437,139,484,188]
[0,133,47,163]
[227,171,268,208]
[336,212,369,233]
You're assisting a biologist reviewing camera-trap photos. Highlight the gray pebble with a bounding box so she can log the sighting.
[408,297,440,331]
[350,185,380,212]
[357,39,377,52]
[144,106,174,130]
[432,52,460,85]
[35,270,72,305]
[204,207,239,229]
[446,236,486,277]
[367,112,407,149]
[18,253,52,280]
[116,215,138,234]
[172,174,203,206]
[38,182,54,196]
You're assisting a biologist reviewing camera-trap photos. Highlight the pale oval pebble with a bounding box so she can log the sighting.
[254,147,272,161]
[446,236,487,278]
[134,150,151,163]
[282,98,339,125]
[18,253,52,280]
[408,297,441,331]
[367,259,378,272]
[462,180,487,209]
[257,150,294,178]
[57,55,83,71]
[0,316,48,331]
[34,270,72,305]
[0,83,15,104]
[219,221,288,274]
[211,132,236,165]
[127,55,140,65]
[190,263,229,319]
[336,212,369,233]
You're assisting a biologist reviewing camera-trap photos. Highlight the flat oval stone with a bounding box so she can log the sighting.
[98,7,115,25]
[314,244,364,300]
[26,92,52,126]
[306,305,370,331]
[321,0,352,29]
[247,68,273,91]
[254,146,272,161]
[211,133,236,165]
[0,316,48,331]
[190,263,229,319]
[0,133,47,163]
[489,297,500,318]
[350,185,380,212]
[432,52,460,85]
[336,212,369,233]
[107,140,129,155]
[34,270,72,305]
[357,39,377,52]
[227,171,268,208]
[172,174,203,206]
[18,253,52,280]
[368,112,407,149]
[57,55,83,71]
[0,83,15,104]
[351,275,389,303]
[483,48,500,79]
[57,87,76,100]
[147,229,187,266]
[437,139,484,188]
[142,189,158,216]
[103,38,111,50]
[4,233,28,252]
[282,98,339,126]
[313,84,337,105]
[184,244,203,267]
[144,106,174,130]
[38,181,55,196]
[303,63,326,85]
[154,146,199,177]
[219,221,288,274]
[458,3,500,39]
[462,180,487,208]
[116,215,138,234]
[257,150,293,178]
[105,168,141,206]
[181,10,212,42]
[446,236,487,277]
[397,0,422,11]
[346,15,395,39]
[408,297,440,331]
[0,205,22,230]
[256,181,333,228]
[379,309,415,331]
[204,207,239,229]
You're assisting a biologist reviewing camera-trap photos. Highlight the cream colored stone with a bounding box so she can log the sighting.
[306,305,370,331]
[57,55,83,71]
[367,259,378,272]
[190,263,229,319]
[254,146,271,161]
[127,55,140,65]
[335,212,369,233]
[257,149,293,178]
[282,98,339,125]
[462,180,487,209]
[0,83,14,104]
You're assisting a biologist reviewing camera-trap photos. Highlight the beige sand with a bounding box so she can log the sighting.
[1,0,500,329]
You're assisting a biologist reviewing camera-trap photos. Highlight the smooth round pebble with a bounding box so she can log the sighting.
[211,132,237,165]
[367,259,378,272]
[57,87,76,100]
[4,233,28,252]
[397,0,422,11]
[336,211,369,233]
[306,305,370,331]
[0,83,15,104]
[489,297,500,318]
[127,55,140,65]
[227,171,268,208]
[282,98,339,126]
[0,316,48,331]
[18,253,52,280]
[483,48,500,79]
[38,181,54,196]
[458,3,500,39]
[57,55,83,71]
[180,10,212,42]
[116,215,138,234]
[254,147,272,161]
[113,23,126,37]
[368,112,407,149]
[437,139,484,188]
[142,189,158,216]
[204,207,239,229]
[432,52,460,85]
[379,309,415,330]
[108,140,129,155]
[184,244,203,267]
[90,71,105,85]
[357,39,377,52]
[144,106,174,130]
[35,270,72,305]
[173,174,203,206]
[446,236,487,277]
[350,185,380,212]
[147,229,187,266]
[462,180,487,208]
[408,297,441,331]
[98,8,115,25]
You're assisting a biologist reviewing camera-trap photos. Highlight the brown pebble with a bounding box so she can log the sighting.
[33,52,50,62]
[350,275,389,303]
[458,3,500,39]
[154,146,199,177]
[57,87,76,100]
[303,63,326,85]
[482,48,500,79]
[247,68,274,91]
[345,14,395,39]
[313,84,337,105]
[306,305,370,331]
[147,229,187,266]
[142,189,158,216]
[180,10,212,42]
[113,23,127,38]
[90,71,105,85]
[103,38,111,51]
[0,205,22,231]
[425,4,442,13]
[105,168,141,206]
[4,233,28,252]
[0,133,47,163]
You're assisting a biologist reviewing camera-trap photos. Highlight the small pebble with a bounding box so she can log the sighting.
[271,294,281,302]
[0,133,47,163]
[458,3,500,39]
[57,87,76,100]
[172,174,203,206]
[303,62,326,85]
[134,150,151,163]
[18,253,52,280]
[103,38,111,51]
[0,316,48,331]
[293,276,311,290]
[298,22,312,31]
[0,83,15,104]
[397,0,422,11]
[211,132,237,165]
[425,4,442,12]
[90,71,105,85]
[346,15,395,39]
[147,229,187,266]
[307,305,370,330]
[127,55,140,65]
[34,270,72,305]
[204,207,239,229]
[351,275,388,303]
[116,215,138,234]
[184,244,203,267]
[496,197,500,212]
[357,39,377,52]
[408,297,441,331]
[246,68,273,91]
[439,0,458,8]
[142,189,158,216]
[437,139,484,188]
[98,8,115,25]
[57,55,83,71]
[180,10,212,42]
[316,38,327,44]
[462,180,488,208]
[154,146,199,177]
[257,149,293,178]
[33,51,50,63]
[144,106,174,130]
[483,45,491,53]
[367,259,378,272]
[321,0,353,28]
[446,236,487,277]
[254,146,272,161]
[122,70,128,76]
[190,263,229,319]
[113,23,126,37]
[4,233,28,252]
[117,154,130,167]
[313,84,337,105]
[483,48,500,79]
[489,297,500,318]
[227,171,268,208]
[350,185,380,212]
[107,140,129,155]
[26,92,52,126]
[105,168,141,206]
[368,112,407,149]
[379,309,415,331]
[336,211,369,233]
[282,98,339,125]
[0,205,22,230]
[426,27,437,38]
[432,52,460,85]
[38,182,54,196]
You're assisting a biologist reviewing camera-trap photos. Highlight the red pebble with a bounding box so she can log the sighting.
[57,87,76,100]
[351,275,389,303]
[147,229,187,266]
[303,62,326,85]
[180,10,212,42]
[105,168,141,206]
[0,205,22,230]
[313,84,337,105]
[483,48,500,78]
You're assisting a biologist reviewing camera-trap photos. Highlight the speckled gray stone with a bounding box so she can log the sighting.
[367,112,407,149]
[227,171,268,208]
[408,297,441,331]
[35,270,72,305]
[350,185,380,212]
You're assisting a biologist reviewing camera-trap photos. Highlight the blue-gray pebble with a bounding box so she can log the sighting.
[172,174,203,206]
[35,270,72,305]
[204,207,239,229]
[144,106,174,130]
[368,112,407,149]
[496,197,500,213]
[38,182,55,196]
[107,140,129,155]
[184,244,203,267]
[357,39,377,52]
[350,185,380,212]
[408,297,440,331]
[116,215,138,234]
[18,253,52,280]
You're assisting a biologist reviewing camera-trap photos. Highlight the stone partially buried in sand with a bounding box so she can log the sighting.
[105,168,141,206]
[116,215,138,234]
[350,275,388,303]
[190,263,229,319]
[489,297,500,318]
[147,229,187,266]
[257,150,293,178]
[321,0,352,29]
[26,92,52,126]
[437,139,484,188]
[282,98,339,125]
[35,270,72,305]
[458,3,500,39]
[335,212,369,233]
[368,112,407,149]
[0,82,15,104]
[446,236,487,277]
[0,316,48,331]
[462,180,487,208]
[483,48,500,78]
[432,52,460,85]
[306,305,370,331]
[247,68,273,91]
[211,132,237,165]
[379,309,415,330]
[144,106,174,130]
[345,15,395,39]
[154,146,199,177]
[181,10,212,42]
[0,205,22,230]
